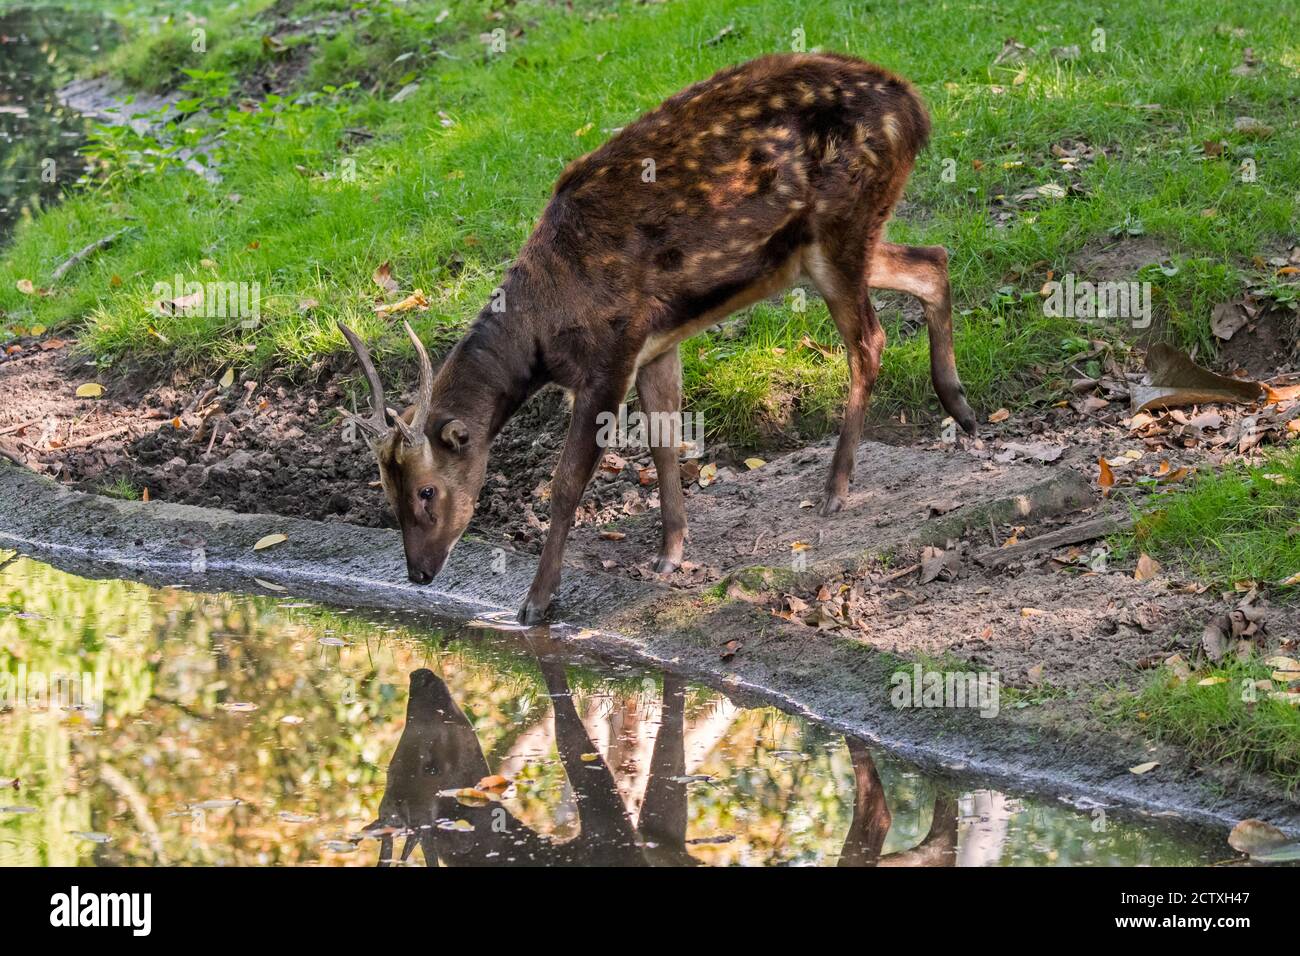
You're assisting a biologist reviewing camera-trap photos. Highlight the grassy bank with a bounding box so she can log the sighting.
[1,0,1298,445]
[1124,447,1300,588]
[1103,658,1300,792]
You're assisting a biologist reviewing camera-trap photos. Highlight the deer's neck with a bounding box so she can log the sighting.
[429,288,546,439]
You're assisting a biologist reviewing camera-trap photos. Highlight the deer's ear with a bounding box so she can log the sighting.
[438,418,469,453]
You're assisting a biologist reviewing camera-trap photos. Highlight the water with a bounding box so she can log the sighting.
[0,553,1231,867]
[0,6,121,243]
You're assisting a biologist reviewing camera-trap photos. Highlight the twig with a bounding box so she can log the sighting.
[875,562,921,584]
[0,443,27,465]
[63,421,144,449]
[50,227,130,284]
[0,417,39,437]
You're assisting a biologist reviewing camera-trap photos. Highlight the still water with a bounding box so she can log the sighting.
[0,6,120,242]
[0,553,1227,866]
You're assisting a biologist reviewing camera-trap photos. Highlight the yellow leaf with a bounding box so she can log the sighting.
[254,578,286,591]
[219,368,235,388]
[75,383,104,398]
[574,122,594,137]
[253,533,287,551]
[743,457,766,470]
[697,462,718,487]
[15,278,35,295]
[580,752,599,762]
[375,289,430,315]
[1197,676,1228,686]
[1129,760,1159,775]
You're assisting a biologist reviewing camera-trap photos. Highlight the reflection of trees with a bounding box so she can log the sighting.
[0,9,117,239]
[1,555,1218,867]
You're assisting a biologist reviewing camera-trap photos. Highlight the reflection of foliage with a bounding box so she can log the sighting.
[0,8,120,241]
[0,556,1219,867]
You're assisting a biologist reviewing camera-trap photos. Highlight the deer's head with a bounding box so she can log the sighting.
[338,321,487,585]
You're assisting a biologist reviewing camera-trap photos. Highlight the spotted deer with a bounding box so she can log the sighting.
[340,52,976,624]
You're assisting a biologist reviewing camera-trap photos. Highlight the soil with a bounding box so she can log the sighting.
[1,311,1298,696]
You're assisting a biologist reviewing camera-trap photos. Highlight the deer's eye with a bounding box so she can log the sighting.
[419,486,435,501]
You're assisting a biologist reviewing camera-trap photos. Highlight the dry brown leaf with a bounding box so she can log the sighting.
[371,261,399,294]
[1134,553,1161,581]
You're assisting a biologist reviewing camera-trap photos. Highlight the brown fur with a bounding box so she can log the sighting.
[346,52,977,623]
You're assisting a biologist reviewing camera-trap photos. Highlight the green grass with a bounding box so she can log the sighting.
[2,0,1299,447]
[1104,658,1300,791]
[1121,447,1300,588]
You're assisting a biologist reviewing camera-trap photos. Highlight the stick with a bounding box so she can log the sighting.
[974,513,1135,568]
[0,417,40,437]
[875,562,921,584]
[50,227,130,284]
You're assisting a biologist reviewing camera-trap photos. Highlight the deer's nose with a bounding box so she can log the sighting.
[408,568,433,585]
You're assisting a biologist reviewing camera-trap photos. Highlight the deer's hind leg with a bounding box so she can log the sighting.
[635,347,687,574]
[802,240,886,516]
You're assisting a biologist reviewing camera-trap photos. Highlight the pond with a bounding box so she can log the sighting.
[0,552,1229,866]
[0,6,121,244]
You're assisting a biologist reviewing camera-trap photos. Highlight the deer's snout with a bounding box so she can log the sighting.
[408,565,435,585]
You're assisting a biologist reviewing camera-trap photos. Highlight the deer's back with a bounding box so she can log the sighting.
[511,53,931,377]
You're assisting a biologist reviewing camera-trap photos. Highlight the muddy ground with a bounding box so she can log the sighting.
[1,308,1298,699]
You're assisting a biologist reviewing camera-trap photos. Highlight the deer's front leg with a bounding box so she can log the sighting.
[518,387,617,625]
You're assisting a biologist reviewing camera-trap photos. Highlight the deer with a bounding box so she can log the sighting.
[339,51,977,624]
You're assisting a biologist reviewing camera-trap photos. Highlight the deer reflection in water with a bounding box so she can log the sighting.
[367,654,957,867]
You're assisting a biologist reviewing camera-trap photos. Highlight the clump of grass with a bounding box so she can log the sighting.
[99,477,140,500]
[1105,658,1300,792]
[1120,448,1300,589]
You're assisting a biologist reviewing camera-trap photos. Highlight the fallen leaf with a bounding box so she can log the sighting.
[598,530,626,541]
[375,289,429,315]
[919,545,960,584]
[743,457,766,470]
[697,462,718,487]
[1211,301,1250,341]
[476,774,511,795]
[1128,760,1159,775]
[219,367,235,389]
[1134,553,1161,581]
[988,407,1010,423]
[254,578,286,591]
[1131,343,1262,412]
[1228,819,1300,861]
[372,261,399,294]
[253,533,288,551]
[15,279,35,295]
[1098,457,1115,492]
[75,383,104,398]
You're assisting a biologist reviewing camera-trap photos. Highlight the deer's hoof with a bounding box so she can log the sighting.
[819,494,845,517]
[652,555,681,575]
[517,600,550,626]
